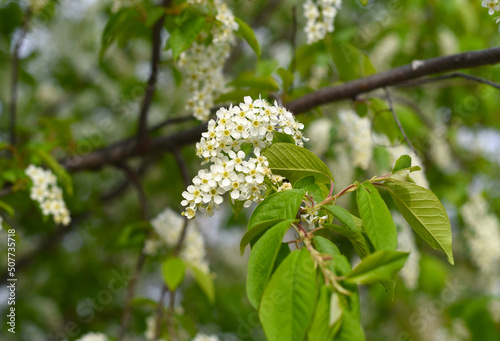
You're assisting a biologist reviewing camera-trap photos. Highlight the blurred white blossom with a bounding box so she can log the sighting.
[25,165,71,225]
[338,109,373,170]
[460,194,500,294]
[394,212,420,290]
[303,0,342,44]
[75,332,108,341]
[193,333,220,341]
[306,117,332,156]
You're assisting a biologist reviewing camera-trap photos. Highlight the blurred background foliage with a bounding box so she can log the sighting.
[0,0,500,340]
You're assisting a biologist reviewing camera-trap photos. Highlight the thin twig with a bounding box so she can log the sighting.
[153,284,169,340]
[9,9,33,147]
[383,87,418,156]
[118,163,150,220]
[396,71,500,90]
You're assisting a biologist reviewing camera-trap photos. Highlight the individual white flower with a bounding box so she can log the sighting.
[75,332,108,341]
[181,96,307,219]
[482,0,500,15]
[338,110,373,170]
[461,194,500,294]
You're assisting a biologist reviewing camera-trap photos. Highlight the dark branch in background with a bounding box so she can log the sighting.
[61,47,500,172]
[285,47,500,114]
[136,10,166,146]
[383,87,417,156]
[9,9,33,147]
[396,71,500,89]
[118,163,150,220]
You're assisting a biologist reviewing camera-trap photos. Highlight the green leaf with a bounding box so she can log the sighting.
[313,236,351,275]
[382,181,454,265]
[116,221,150,247]
[392,155,412,173]
[307,286,341,341]
[263,143,334,184]
[294,176,315,189]
[323,205,357,231]
[277,67,293,93]
[272,243,291,273]
[229,72,279,91]
[168,16,206,60]
[328,43,361,82]
[188,264,215,304]
[345,250,408,285]
[272,131,296,144]
[0,201,15,217]
[358,0,369,6]
[322,223,371,258]
[259,248,317,341]
[335,305,365,341]
[234,17,261,57]
[246,220,294,309]
[356,182,397,251]
[162,257,186,291]
[36,150,73,196]
[240,189,304,254]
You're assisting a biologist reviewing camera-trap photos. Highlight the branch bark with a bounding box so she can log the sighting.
[62,47,500,172]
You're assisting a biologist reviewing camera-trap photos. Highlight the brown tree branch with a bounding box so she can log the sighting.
[61,47,500,172]
[137,10,166,146]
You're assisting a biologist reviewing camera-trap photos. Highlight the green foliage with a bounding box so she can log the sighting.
[383,181,454,264]
[345,250,409,285]
[264,143,334,184]
[259,248,317,341]
[235,17,261,57]
[168,16,206,60]
[162,257,186,291]
[356,181,398,251]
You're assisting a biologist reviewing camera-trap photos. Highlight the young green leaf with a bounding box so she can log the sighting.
[234,17,261,57]
[356,182,397,251]
[0,201,15,217]
[277,67,293,93]
[272,131,296,144]
[168,16,206,60]
[260,248,317,341]
[323,205,358,231]
[229,72,279,91]
[358,0,369,6]
[162,257,186,291]
[322,223,371,258]
[313,236,352,275]
[307,286,342,341]
[392,155,412,173]
[345,250,409,285]
[263,143,334,184]
[335,306,365,341]
[383,181,454,265]
[247,220,294,309]
[240,189,304,254]
[188,264,215,304]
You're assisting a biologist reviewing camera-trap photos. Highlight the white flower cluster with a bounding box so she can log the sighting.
[75,332,108,341]
[303,0,342,44]
[193,333,220,341]
[178,0,239,121]
[482,1,500,24]
[25,165,71,225]
[182,96,307,219]
[338,109,373,170]
[394,212,420,290]
[460,194,500,294]
[146,208,210,274]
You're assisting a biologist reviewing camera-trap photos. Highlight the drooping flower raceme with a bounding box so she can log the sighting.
[178,0,239,121]
[303,0,342,44]
[338,109,373,170]
[181,96,307,219]
[25,165,71,226]
[147,207,210,274]
[460,194,500,294]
